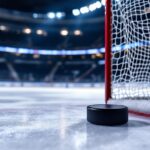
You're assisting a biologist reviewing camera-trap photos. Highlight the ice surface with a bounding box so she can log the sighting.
[0,87,149,150]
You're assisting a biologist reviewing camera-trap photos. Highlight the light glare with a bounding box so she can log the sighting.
[47,12,55,19]
[95,1,102,8]
[36,29,47,36]
[72,9,80,16]
[33,13,38,18]
[74,30,82,36]
[23,28,32,34]
[60,29,69,36]
[89,4,97,12]
[56,12,65,19]
[101,0,106,6]
[80,6,89,14]
[0,25,7,31]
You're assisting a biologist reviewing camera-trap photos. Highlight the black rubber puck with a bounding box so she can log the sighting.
[87,104,128,125]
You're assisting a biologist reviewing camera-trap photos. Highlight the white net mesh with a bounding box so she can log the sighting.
[112,0,150,100]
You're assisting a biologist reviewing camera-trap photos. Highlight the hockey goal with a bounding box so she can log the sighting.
[105,0,150,117]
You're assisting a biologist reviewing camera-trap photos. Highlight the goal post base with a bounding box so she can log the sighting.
[109,100,150,118]
[87,104,128,126]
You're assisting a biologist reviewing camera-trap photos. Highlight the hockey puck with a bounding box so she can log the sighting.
[87,104,128,125]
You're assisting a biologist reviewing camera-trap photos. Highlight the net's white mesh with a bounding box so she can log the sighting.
[112,0,150,100]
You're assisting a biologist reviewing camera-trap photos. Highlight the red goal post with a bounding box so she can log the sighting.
[105,0,150,118]
[105,0,112,103]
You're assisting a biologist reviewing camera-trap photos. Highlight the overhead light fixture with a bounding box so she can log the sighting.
[60,29,69,36]
[56,12,65,19]
[80,6,89,14]
[95,1,102,8]
[47,12,55,19]
[101,0,106,6]
[33,13,39,18]
[0,25,7,31]
[72,9,80,16]
[74,30,82,36]
[36,29,47,36]
[23,28,32,34]
[89,4,97,12]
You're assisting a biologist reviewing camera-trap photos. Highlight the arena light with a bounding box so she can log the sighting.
[0,41,149,56]
[47,12,55,19]
[23,28,32,34]
[95,1,102,8]
[18,48,32,54]
[33,13,39,18]
[89,4,97,12]
[80,6,89,14]
[5,47,17,53]
[0,25,7,31]
[56,12,65,19]
[74,30,82,36]
[60,29,69,36]
[36,29,47,36]
[101,0,106,6]
[72,1,103,16]
[72,9,80,16]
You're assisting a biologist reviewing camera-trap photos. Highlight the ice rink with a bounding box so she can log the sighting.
[0,87,149,150]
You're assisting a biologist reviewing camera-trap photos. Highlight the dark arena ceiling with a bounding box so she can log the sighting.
[0,0,96,12]
[0,0,104,50]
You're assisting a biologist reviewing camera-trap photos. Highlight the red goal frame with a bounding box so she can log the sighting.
[105,0,150,118]
[105,0,112,104]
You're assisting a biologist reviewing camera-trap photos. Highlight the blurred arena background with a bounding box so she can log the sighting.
[0,0,105,87]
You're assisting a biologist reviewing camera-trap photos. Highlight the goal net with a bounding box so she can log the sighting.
[105,0,150,117]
